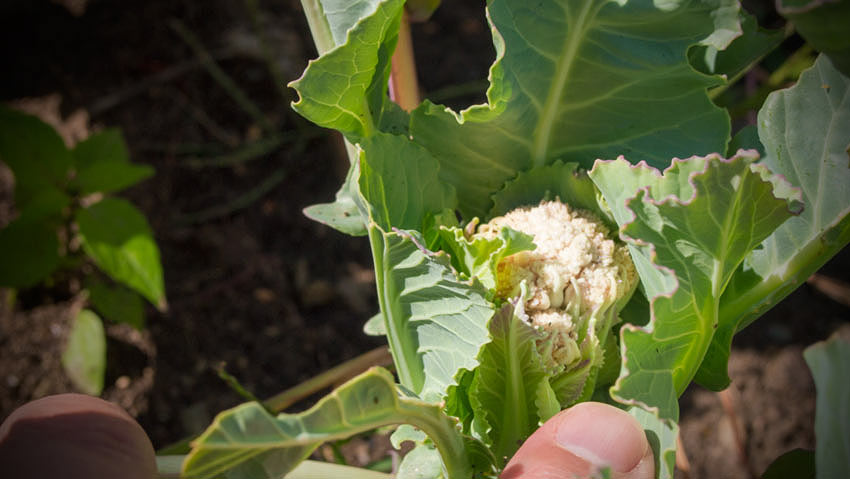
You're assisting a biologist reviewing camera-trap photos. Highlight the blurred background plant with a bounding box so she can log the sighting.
[0,104,164,395]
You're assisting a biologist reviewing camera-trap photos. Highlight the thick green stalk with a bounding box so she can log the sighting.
[369,227,425,393]
[299,0,335,55]
[397,403,473,479]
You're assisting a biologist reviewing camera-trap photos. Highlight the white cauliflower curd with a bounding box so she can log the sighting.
[474,200,638,370]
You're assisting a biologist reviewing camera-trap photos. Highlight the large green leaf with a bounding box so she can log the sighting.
[590,152,801,423]
[183,367,475,479]
[468,303,550,466]
[803,328,850,479]
[369,227,493,403]
[409,0,736,218]
[700,54,850,389]
[778,0,850,76]
[359,132,456,232]
[295,0,408,236]
[70,129,154,195]
[75,198,166,310]
[289,0,403,141]
[488,161,610,225]
[0,106,72,209]
[61,309,106,396]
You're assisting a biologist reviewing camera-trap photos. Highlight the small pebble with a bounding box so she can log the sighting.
[115,376,131,389]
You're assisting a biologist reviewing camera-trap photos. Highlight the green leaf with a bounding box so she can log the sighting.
[409,0,735,218]
[727,124,764,158]
[318,0,385,46]
[70,129,154,195]
[75,198,166,310]
[444,369,475,436]
[761,449,815,479]
[702,54,850,390]
[548,320,604,407]
[390,424,427,449]
[690,10,784,89]
[0,106,72,209]
[627,406,678,479]
[804,328,850,479]
[0,213,61,288]
[778,0,850,76]
[61,309,106,396]
[183,367,474,479]
[469,304,548,465]
[363,311,386,336]
[86,278,146,330]
[289,0,404,141]
[437,225,535,291]
[304,154,369,236]
[489,161,611,225]
[534,378,560,424]
[297,0,414,237]
[590,152,802,422]
[396,445,443,479]
[359,132,456,232]
[369,227,493,402]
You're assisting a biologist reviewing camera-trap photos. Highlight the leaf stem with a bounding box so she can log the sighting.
[299,0,336,55]
[724,218,850,333]
[263,346,394,412]
[398,402,473,479]
[369,227,426,392]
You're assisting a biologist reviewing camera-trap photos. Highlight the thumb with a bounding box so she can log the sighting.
[502,402,654,479]
[0,394,157,479]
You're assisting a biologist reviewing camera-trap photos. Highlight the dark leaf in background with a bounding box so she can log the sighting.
[779,0,850,76]
[0,213,61,288]
[86,277,146,330]
[0,106,72,208]
[70,128,154,195]
[761,448,815,479]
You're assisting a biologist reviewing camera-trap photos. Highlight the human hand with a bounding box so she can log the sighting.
[0,394,156,479]
[502,402,655,479]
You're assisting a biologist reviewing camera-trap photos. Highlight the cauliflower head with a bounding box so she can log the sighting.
[474,200,638,371]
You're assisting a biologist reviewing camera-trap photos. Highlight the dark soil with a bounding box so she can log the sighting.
[0,1,848,478]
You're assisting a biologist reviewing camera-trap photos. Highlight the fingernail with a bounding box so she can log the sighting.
[555,402,648,473]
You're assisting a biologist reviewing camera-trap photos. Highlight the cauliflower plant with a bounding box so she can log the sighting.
[474,200,638,373]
